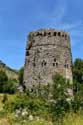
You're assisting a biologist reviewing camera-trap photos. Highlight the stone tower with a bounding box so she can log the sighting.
[24,29,72,88]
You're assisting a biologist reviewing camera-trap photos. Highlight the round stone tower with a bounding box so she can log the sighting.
[24,29,72,87]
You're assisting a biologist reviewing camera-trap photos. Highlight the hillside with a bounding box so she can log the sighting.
[0,60,18,81]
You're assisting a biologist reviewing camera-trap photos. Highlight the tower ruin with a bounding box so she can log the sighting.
[24,29,72,88]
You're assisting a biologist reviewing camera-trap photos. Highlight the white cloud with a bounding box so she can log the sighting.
[60,21,82,31]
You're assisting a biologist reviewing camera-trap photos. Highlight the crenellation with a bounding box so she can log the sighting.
[29,29,69,39]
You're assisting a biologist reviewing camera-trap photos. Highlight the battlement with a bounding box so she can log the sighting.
[27,29,70,50]
[28,29,69,40]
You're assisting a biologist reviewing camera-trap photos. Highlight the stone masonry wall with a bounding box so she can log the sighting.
[24,29,72,87]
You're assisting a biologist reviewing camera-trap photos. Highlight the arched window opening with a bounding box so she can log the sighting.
[41,60,47,67]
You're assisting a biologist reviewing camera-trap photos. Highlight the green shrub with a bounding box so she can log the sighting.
[51,73,72,121]
[3,93,50,118]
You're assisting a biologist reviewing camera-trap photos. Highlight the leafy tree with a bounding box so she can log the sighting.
[3,79,17,94]
[73,58,83,84]
[51,73,71,121]
[73,58,83,112]
[73,58,83,97]
[0,70,17,94]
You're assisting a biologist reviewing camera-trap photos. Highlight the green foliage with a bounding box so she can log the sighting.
[2,94,8,103]
[28,32,32,41]
[0,70,8,93]
[0,70,8,83]
[52,73,67,100]
[18,67,24,85]
[73,58,83,84]
[28,84,50,99]
[3,93,50,117]
[0,70,17,94]
[51,73,71,120]
[3,79,17,94]
[73,58,83,111]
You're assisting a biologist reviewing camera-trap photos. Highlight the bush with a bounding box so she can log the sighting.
[3,93,50,118]
[51,73,72,121]
[3,79,17,94]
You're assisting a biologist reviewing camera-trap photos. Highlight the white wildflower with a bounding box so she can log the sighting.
[28,115,33,121]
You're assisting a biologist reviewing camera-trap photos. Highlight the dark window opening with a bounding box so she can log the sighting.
[44,62,47,66]
[56,62,58,67]
[26,51,29,56]
[54,32,56,36]
[41,60,47,67]
[64,64,66,68]
[64,64,68,68]
[53,63,55,66]
[62,34,64,37]
[65,35,67,39]
[31,88,33,92]
[33,63,36,67]
[54,58,56,62]
[48,32,51,35]
[58,32,60,36]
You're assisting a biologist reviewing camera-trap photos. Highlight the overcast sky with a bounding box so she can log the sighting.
[0,0,83,69]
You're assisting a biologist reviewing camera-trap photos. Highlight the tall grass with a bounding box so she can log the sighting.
[0,113,83,125]
[63,113,83,125]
